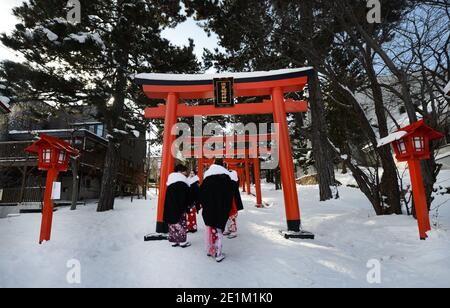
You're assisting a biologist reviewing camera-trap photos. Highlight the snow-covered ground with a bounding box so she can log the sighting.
[1,172,450,288]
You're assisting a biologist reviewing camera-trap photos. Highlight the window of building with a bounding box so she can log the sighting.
[96,124,104,137]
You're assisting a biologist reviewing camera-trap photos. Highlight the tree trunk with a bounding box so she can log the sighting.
[97,140,120,212]
[95,6,131,212]
[0,114,8,141]
[310,71,336,201]
[70,158,79,211]
[341,161,348,174]
[300,0,336,201]
[346,158,384,215]
[18,165,28,203]
[364,48,402,214]
[266,169,274,183]
[423,155,440,210]
[144,165,149,200]
[379,155,402,215]
[275,168,281,190]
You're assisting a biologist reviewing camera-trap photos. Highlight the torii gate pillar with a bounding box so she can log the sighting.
[244,157,251,195]
[254,158,263,208]
[272,87,301,232]
[156,92,178,233]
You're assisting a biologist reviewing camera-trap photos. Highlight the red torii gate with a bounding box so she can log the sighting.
[199,157,263,208]
[136,68,315,239]
[182,133,271,207]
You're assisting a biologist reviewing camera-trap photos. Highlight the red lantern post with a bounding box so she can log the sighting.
[378,120,444,240]
[25,134,79,244]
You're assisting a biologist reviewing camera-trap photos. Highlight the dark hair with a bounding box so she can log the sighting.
[214,158,224,166]
[174,164,188,173]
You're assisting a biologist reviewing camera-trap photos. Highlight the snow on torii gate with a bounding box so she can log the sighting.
[136,68,315,239]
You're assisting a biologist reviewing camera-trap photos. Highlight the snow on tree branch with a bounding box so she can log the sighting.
[445,81,450,96]
[65,33,106,50]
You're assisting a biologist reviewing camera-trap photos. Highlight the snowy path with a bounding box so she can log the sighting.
[1,173,450,288]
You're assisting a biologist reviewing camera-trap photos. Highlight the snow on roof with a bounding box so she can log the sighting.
[9,129,75,134]
[113,128,128,135]
[9,129,108,142]
[377,131,407,147]
[0,96,10,107]
[445,81,450,96]
[436,152,450,161]
[72,121,103,126]
[0,96,11,113]
[134,67,314,83]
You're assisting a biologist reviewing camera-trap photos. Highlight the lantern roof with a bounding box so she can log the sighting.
[25,134,80,157]
[378,120,444,148]
[398,120,445,140]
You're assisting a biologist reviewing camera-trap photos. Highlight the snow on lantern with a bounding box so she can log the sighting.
[26,134,77,172]
[385,120,443,162]
[25,134,79,244]
[378,120,444,240]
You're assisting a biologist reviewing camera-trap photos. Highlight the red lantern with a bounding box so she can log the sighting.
[26,134,78,172]
[379,120,444,240]
[25,134,79,244]
[390,120,443,162]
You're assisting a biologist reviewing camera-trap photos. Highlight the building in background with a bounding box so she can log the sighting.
[0,102,146,209]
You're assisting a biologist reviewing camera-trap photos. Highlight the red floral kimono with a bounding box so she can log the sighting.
[187,175,201,233]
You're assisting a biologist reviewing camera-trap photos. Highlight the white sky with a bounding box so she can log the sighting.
[162,19,219,65]
[0,0,219,67]
[0,0,27,62]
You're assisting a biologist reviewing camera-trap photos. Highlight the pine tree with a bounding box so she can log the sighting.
[1,0,200,212]
[185,0,338,200]
[289,0,410,214]
[184,0,418,214]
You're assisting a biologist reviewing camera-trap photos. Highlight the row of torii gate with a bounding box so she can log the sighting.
[199,157,263,207]
[183,134,276,208]
[136,68,315,239]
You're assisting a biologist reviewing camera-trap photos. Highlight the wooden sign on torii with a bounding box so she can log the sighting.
[136,68,315,240]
